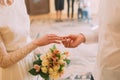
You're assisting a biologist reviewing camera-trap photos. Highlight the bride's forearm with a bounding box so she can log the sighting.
[0,41,38,68]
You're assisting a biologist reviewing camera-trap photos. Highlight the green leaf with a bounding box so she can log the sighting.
[33,59,42,65]
[65,59,71,65]
[36,54,41,58]
[52,45,56,49]
[50,48,53,53]
[56,54,60,59]
[29,68,39,75]
[59,64,64,72]
[39,71,49,80]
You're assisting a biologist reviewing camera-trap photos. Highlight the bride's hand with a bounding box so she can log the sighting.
[33,34,62,46]
[0,0,14,6]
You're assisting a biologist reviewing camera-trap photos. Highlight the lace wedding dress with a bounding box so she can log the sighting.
[0,0,39,80]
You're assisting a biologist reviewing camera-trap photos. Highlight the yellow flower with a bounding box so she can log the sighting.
[49,68,54,74]
[53,65,60,71]
[41,66,47,73]
[50,71,59,79]
[42,60,49,66]
[58,60,65,65]
[60,54,66,60]
[46,52,52,58]
[33,64,40,72]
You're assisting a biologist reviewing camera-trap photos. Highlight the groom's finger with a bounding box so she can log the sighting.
[0,0,5,5]
[7,0,14,5]
[63,39,71,48]
[71,38,81,47]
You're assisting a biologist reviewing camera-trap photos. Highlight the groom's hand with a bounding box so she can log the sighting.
[62,34,85,48]
[7,0,14,5]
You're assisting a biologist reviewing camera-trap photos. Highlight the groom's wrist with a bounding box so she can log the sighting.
[79,33,86,43]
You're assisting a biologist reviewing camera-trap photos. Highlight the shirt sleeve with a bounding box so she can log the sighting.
[0,33,38,68]
[82,25,99,44]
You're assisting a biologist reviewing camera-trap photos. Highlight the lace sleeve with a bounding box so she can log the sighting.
[0,34,38,68]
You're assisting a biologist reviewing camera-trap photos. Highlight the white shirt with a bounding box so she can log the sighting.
[83,0,120,80]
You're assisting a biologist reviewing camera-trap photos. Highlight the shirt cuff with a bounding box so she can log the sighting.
[81,26,99,44]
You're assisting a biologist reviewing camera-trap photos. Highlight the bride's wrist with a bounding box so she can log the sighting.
[32,40,39,47]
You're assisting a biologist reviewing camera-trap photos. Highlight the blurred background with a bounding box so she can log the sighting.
[25,0,99,21]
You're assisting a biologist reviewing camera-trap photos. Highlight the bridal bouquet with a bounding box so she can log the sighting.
[29,45,71,80]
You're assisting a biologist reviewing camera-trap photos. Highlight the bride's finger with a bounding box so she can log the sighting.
[48,36,62,40]
[49,40,61,44]
[47,34,58,37]
[48,34,62,40]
